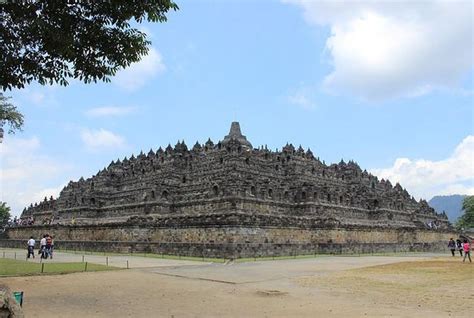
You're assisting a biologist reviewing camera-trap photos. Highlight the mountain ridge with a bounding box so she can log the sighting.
[428,194,466,223]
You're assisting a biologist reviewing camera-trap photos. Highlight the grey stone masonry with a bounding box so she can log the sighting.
[20,122,449,231]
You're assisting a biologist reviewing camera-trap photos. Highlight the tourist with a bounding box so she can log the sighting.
[27,236,35,259]
[462,240,471,263]
[448,238,456,256]
[45,235,53,259]
[456,239,463,256]
[50,235,55,259]
[39,234,47,258]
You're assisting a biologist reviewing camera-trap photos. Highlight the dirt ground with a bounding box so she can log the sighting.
[1,254,473,317]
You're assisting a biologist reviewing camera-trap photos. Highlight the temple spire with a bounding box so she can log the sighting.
[228,122,243,138]
[221,121,252,149]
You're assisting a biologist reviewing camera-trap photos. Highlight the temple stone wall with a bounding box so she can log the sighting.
[3,224,454,258]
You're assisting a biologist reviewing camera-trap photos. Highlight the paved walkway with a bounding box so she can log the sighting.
[145,254,444,284]
[0,247,445,274]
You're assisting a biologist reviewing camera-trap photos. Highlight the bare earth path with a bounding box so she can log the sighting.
[1,253,472,317]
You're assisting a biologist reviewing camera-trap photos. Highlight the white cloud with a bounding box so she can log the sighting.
[370,135,474,200]
[287,85,317,110]
[81,128,126,150]
[85,106,136,118]
[285,0,473,100]
[0,137,70,216]
[114,47,166,91]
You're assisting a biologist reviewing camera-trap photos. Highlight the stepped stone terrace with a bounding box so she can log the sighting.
[6,122,451,258]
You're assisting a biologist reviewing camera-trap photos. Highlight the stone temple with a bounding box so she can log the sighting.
[7,122,452,257]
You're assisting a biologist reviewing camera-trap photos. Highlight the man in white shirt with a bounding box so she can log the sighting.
[39,235,47,258]
[27,236,36,259]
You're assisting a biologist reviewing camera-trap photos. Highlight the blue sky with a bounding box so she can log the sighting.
[1,0,473,216]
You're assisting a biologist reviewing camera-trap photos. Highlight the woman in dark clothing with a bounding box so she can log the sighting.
[448,238,456,256]
[456,239,463,256]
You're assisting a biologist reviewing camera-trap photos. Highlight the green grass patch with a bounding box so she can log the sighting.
[0,258,116,276]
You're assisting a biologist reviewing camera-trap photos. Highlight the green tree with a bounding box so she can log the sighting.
[1,93,24,134]
[457,195,474,229]
[0,0,178,90]
[0,202,12,227]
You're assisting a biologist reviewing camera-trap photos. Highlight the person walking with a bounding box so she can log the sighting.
[448,238,456,256]
[456,239,463,256]
[27,236,35,259]
[45,235,53,259]
[49,235,54,259]
[462,240,471,263]
[39,234,47,259]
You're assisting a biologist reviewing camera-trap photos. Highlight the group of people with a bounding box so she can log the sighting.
[426,220,440,229]
[7,216,35,227]
[448,238,471,263]
[26,234,54,259]
[5,216,57,229]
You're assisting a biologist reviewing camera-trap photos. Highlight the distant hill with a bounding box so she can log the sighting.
[428,195,467,223]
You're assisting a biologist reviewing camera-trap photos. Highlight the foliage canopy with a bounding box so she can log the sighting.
[0,202,12,227]
[0,0,178,90]
[0,93,24,133]
[457,196,474,229]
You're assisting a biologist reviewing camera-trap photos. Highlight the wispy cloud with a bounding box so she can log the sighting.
[114,47,166,91]
[28,91,45,104]
[288,92,316,110]
[14,85,59,108]
[81,128,126,151]
[287,85,317,110]
[85,106,136,118]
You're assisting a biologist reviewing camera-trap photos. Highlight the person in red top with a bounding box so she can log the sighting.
[462,239,471,263]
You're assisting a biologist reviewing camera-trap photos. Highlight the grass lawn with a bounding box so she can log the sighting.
[0,258,115,276]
